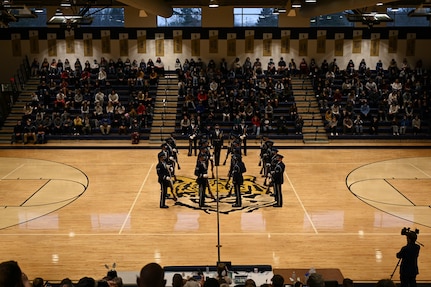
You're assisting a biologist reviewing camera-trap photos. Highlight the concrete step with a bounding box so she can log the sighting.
[154,102,178,108]
[152,114,177,120]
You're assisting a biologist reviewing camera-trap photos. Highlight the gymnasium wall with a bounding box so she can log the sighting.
[0,6,429,82]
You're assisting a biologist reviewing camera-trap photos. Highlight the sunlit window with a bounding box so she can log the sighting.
[386,8,430,27]
[8,8,47,27]
[234,8,278,27]
[157,8,202,27]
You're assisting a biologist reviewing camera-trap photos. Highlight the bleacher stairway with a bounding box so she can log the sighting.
[0,78,37,144]
[290,78,328,144]
[149,73,179,143]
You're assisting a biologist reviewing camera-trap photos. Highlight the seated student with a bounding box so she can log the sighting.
[0,260,26,287]
[23,118,36,144]
[11,120,23,144]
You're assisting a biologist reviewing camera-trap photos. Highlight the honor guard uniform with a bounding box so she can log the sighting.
[270,154,285,207]
[210,124,224,166]
[195,153,209,207]
[165,134,180,170]
[156,153,170,208]
[228,154,247,207]
[187,121,200,156]
[239,120,249,156]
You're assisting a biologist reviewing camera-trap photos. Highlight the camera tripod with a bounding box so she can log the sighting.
[390,258,401,280]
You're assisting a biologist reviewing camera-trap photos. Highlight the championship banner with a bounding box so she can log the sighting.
[119,33,129,57]
[47,33,57,57]
[334,33,344,56]
[263,33,272,57]
[209,30,218,54]
[173,30,183,54]
[406,33,416,57]
[83,33,93,57]
[317,30,326,54]
[388,30,398,54]
[227,33,236,57]
[245,30,254,54]
[370,33,380,57]
[101,30,111,54]
[352,30,362,54]
[155,33,164,57]
[11,33,21,57]
[299,33,308,57]
[191,33,200,57]
[137,30,146,54]
[280,30,290,54]
[65,30,75,54]
[29,30,39,54]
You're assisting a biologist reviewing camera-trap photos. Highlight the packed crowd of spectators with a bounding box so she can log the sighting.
[173,56,304,138]
[310,57,430,136]
[12,56,163,143]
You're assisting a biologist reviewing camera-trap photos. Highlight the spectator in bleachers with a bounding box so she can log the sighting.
[376,59,383,72]
[328,115,338,136]
[23,118,36,144]
[0,260,27,287]
[412,115,421,135]
[253,58,262,75]
[74,58,83,75]
[31,58,40,77]
[369,116,379,135]
[299,58,308,79]
[154,57,165,77]
[100,115,112,135]
[346,59,355,75]
[11,120,23,144]
[343,116,354,135]
[275,116,288,135]
[354,114,364,135]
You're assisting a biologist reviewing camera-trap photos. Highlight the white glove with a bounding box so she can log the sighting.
[189,136,193,140]
[169,156,174,161]
[203,174,208,178]
[210,156,214,160]
[173,148,177,153]
[166,176,171,181]
[268,173,272,178]
[240,135,246,140]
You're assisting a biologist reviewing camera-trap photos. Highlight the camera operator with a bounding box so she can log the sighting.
[396,230,420,287]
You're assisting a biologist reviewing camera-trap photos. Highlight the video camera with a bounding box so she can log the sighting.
[401,227,419,236]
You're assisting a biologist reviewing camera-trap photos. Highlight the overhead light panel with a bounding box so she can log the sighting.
[278,7,287,13]
[305,0,317,3]
[291,1,302,8]
[60,1,72,7]
[273,8,279,15]
[47,15,93,25]
[209,0,219,8]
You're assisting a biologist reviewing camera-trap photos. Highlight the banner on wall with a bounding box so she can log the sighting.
[65,30,75,54]
[227,33,236,57]
[209,30,218,54]
[12,34,21,57]
[406,33,416,57]
[388,30,398,53]
[334,33,344,56]
[173,30,183,54]
[155,33,164,57]
[299,33,308,57]
[191,33,201,57]
[317,30,326,54]
[352,30,362,54]
[101,30,111,54]
[83,33,93,57]
[29,30,39,54]
[47,33,57,57]
[263,33,272,57]
[137,30,147,54]
[370,33,380,57]
[119,33,128,57]
[281,30,290,54]
[245,30,254,54]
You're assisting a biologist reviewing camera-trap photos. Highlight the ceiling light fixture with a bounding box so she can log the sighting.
[305,0,317,3]
[60,1,72,7]
[208,0,219,8]
[291,1,302,8]
[278,8,287,13]
[273,8,279,15]
[376,2,383,6]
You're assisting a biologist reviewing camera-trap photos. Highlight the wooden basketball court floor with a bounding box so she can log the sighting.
[0,142,431,284]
